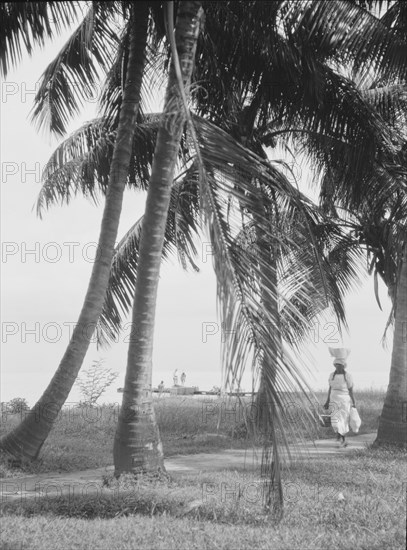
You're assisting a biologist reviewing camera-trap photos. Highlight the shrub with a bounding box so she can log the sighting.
[75,359,119,407]
[5,397,29,414]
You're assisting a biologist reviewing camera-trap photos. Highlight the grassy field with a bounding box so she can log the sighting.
[0,447,405,549]
[1,390,405,549]
[0,389,384,475]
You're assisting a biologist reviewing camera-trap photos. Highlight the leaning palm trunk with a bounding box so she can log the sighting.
[113,0,203,476]
[375,242,407,446]
[0,4,149,461]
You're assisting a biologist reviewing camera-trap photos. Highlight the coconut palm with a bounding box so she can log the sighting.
[357,207,407,446]
[376,242,407,445]
[314,60,407,445]
[362,0,407,446]
[0,1,152,461]
[332,165,407,447]
[111,0,205,474]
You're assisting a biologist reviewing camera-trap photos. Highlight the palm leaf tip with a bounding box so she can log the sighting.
[0,2,80,77]
[29,3,120,136]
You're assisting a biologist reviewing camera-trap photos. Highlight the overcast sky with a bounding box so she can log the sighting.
[0,25,394,407]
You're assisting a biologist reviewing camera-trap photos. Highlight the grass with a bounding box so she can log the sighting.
[0,447,405,549]
[0,390,384,476]
[0,390,405,549]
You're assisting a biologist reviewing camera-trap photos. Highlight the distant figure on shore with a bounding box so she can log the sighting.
[181,372,186,386]
[158,380,164,395]
[173,369,179,386]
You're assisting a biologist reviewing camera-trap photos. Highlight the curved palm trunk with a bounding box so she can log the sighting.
[113,0,203,476]
[0,4,149,462]
[375,243,407,446]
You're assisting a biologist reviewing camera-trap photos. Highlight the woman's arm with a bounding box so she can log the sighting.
[348,387,356,407]
[324,387,331,409]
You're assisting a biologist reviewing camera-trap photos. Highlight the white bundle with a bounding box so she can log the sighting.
[329,347,351,360]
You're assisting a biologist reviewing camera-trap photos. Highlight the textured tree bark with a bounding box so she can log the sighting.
[0,3,149,461]
[375,242,407,446]
[113,1,203,475]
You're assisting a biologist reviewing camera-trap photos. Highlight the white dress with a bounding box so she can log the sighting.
[329,372,353,435]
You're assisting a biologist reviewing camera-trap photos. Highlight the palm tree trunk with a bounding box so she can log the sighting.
[255,246,280,432]
[375,242,407,446]
[0,3,150,462]
[113,0,203,476]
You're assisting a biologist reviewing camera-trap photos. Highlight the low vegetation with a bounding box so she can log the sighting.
[1,447,405,549]
[1,390,405,549]
[0,389,384,475]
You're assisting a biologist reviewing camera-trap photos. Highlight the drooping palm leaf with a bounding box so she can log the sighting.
[36,116,159,215]
[96,164,201,346]
[30,2,121,135]
[195,7,402,214]
[380,0,407,38]
[236,215,366,348]
[187,114,349,512]
[360,83,407,127]
[0,1,80,77]
[285,0,407,82]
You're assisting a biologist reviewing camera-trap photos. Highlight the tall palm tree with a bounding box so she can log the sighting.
[112,0,204,475]
[349,172,407,446]
[359,208,407,446]
[0,1,151,461]
[315,66,407,445]
[369,0,407,446]
[376,242,407,445]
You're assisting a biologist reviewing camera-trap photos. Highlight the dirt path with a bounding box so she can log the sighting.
[1,432,376,502]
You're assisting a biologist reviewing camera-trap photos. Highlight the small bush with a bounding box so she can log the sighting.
[4,398,29,415]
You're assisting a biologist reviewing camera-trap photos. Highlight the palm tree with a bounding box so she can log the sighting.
[360,208,407,446]
[376,242,407,445]
[368,0,407,447]
[0,1,151,461]
[349,175,407,446]
[315,62,407,445]
[112,0,204,475]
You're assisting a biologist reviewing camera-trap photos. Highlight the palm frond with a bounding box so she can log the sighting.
[286,0,407,81]
[96,165,202,346]
[361,84,407,128]
[30,3,120,135]
[380,0,407,38]
[36,116,158,215]
[0,1,80,77]
[98,11,168,129]
[189,115,336,514]
[242,217,366,348]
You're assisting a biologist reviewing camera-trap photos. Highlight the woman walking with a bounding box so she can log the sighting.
[324,351,356,447]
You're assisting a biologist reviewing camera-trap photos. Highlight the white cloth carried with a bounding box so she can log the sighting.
[349,407,362,433]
